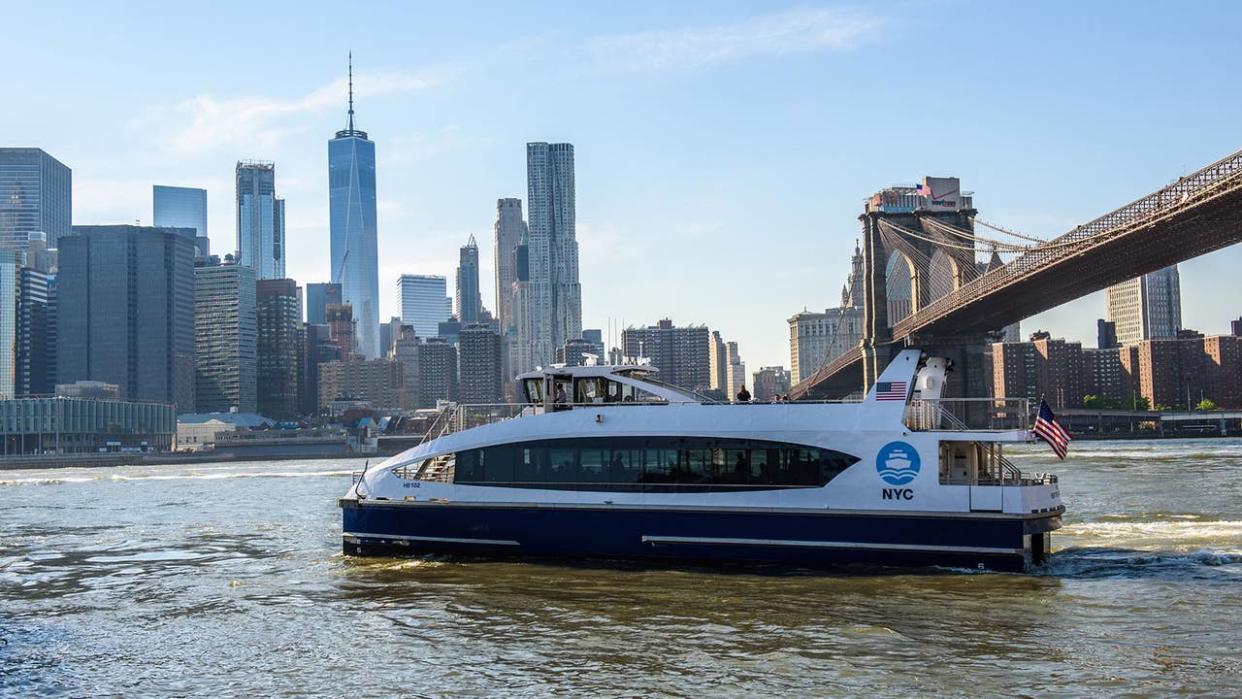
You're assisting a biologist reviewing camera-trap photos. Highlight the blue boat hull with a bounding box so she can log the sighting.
[341,500,1060,572]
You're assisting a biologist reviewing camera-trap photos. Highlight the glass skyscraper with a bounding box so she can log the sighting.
[399,274,451,339]
[329,58,381,359]
[57,225,197,412]
[306,282,342,325]
[235,161,285,279]
[0,148,71,250]
[153,185,209,258]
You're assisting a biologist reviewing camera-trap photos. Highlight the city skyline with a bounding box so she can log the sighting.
[6,3,1242,370]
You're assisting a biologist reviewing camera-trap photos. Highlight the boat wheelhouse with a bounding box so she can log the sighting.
[340,350,1063,572]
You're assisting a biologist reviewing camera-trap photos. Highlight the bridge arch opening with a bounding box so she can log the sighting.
[885,251,915,326]
[928,249,960,300]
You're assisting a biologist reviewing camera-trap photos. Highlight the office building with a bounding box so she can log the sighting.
[235,161,284,279]
[153,185,209,258]
[621,319,710,392]
[724,341,746,399]
[391,325,419,410]
[556,338,595,367]
[1097,319,1118,350]
[317,358,403,413]
[456,235,482,324]
[380,316,403,359]
[301,323,339,417]
[510,230,534,376]
[0,396,175,455]
[328,56,381,359]
[752,367,792,402]
[17,267,53,396]
[1231,317,1242,337]
[0,251,15,398]
[525,142,582,368]
[194,259,257,414]
[417,338,458,408]
[306,282,342,325]
[493,198,526,333]
[581,328,605,360]
[708,331,727,392]
[57,226,196,411]
[399,274,451,339]
[0,148,71,249]
[257,279,302,419]
[787,243,867,385]
[1106,266,1182,346]
[326,303,355,359]
[459,324,502,404]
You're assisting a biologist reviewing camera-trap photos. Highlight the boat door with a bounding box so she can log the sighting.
[970,484,1003,512]
[943,442,1003,512]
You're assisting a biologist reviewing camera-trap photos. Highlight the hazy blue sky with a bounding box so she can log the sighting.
[4,1,1241,370]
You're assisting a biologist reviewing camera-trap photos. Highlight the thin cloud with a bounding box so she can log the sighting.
[587,7,882,74]
[150,69,449,155]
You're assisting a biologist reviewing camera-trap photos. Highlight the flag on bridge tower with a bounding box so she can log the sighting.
[1032,399,1072,460]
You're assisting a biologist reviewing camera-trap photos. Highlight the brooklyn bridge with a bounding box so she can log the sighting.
[790,146,1242,399]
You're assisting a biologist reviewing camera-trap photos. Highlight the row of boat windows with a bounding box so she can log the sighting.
[436,437,859,491]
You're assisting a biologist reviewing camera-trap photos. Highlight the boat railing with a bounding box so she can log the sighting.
[905,398,1030,432]
[415,398,860,442]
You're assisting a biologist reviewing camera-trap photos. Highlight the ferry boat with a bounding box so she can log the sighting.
[339,350,1063,572]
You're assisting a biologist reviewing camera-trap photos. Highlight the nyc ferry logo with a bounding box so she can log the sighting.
[877,441,920,499]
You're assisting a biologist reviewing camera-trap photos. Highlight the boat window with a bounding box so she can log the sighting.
[550,376,572,409]
[447,436,859,492]
[523,378,545,406]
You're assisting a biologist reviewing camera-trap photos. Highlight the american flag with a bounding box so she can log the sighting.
[1032,399,1072,460]
[874,381,908,401]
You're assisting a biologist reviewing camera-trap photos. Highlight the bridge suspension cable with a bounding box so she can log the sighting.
[970,217,1049,244]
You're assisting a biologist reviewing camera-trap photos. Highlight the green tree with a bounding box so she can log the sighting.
[1131,395,1151,411]
[1083,394,1105,409]
[1195,398,1218,411]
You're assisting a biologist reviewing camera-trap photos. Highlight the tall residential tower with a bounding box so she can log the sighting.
[456,235,481,324]
[328,54,381,358]
[523,142,581,370]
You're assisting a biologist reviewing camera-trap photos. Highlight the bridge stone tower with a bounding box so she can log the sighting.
[859,177,993,399]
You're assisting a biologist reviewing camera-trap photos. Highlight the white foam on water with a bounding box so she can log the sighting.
[0,476,101,487]
[1063,519,1242,546]
[107,470,353,482]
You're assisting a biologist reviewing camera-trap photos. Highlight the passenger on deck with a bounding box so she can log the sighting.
[553,385,569,411]
[736,385,751,403]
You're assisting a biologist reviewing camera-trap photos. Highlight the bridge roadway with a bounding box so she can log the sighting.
[793,146,1242,399]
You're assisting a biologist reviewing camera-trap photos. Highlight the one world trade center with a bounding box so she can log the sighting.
[328,54,380,358]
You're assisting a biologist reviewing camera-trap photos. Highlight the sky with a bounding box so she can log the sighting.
[4,1,1242,371]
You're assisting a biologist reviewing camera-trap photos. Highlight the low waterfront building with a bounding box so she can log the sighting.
[175,412,275,451]
[55,380,120,399]
[0,396,175,455]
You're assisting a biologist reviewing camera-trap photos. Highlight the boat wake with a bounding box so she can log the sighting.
[1041,546,1241,579]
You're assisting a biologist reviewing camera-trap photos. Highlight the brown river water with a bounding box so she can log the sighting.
[1,439,1240,697]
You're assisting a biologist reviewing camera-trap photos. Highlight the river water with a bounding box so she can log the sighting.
[1,439,1240,697]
